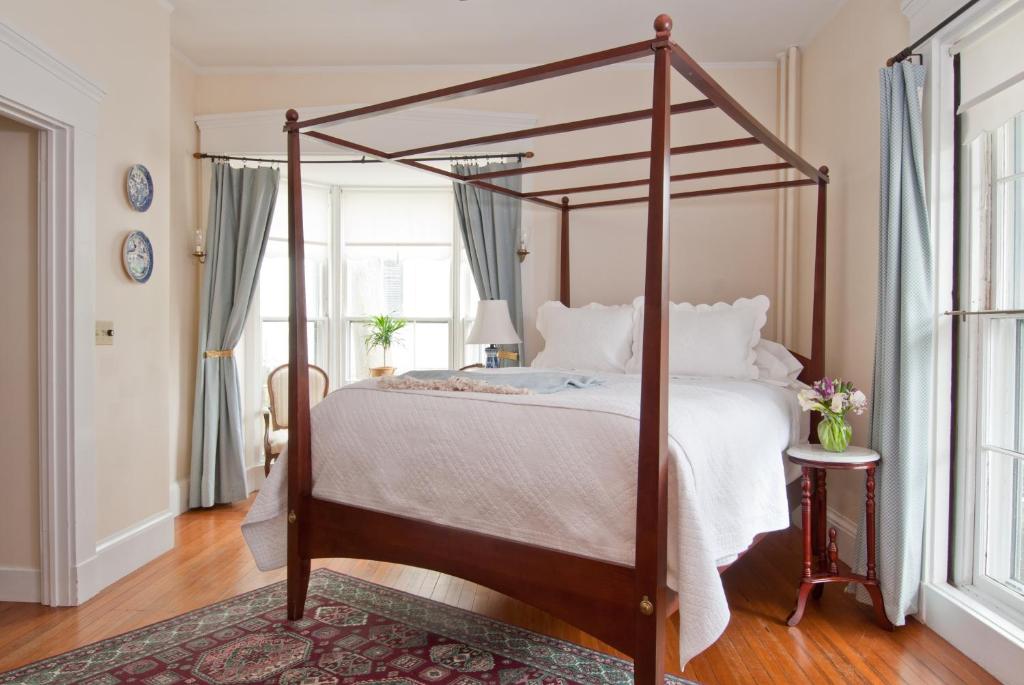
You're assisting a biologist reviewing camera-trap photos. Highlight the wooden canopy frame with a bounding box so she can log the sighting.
[282,15,828,683]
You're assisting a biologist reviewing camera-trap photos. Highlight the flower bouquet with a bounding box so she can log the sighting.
[798,378,867,452]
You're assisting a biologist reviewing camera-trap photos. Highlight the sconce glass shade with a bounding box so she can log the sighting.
[466,300,521,345]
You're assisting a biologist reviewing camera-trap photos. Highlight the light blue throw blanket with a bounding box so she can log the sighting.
[400,370,603,394]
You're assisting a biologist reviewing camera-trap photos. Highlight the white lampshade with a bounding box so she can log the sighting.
[466,300,521,345]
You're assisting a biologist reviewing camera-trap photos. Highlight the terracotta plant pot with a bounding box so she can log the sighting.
[369,366,396,378]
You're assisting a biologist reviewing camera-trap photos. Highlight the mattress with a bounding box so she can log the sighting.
[243,369,807,664]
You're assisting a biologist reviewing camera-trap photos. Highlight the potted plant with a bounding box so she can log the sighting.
[364,313,407,377]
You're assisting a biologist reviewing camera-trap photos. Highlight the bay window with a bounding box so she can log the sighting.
[255,179,478,390]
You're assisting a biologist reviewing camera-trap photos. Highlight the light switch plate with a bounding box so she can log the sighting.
[96,321,114,346]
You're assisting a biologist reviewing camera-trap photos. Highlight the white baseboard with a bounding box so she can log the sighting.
[76,510,174,602]
[0,566,42,603]
[919,582,1023,685]
[790,504,859,565]
[246,463,266,494]
[170,477,189,516]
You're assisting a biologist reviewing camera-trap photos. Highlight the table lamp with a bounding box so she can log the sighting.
[466,300,521,368]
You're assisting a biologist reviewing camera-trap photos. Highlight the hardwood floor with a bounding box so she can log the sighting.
[0,499,998,684]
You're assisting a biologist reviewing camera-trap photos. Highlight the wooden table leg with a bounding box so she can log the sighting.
[864,465,894,630]
[787,467,814,626]
[813,468,827,599]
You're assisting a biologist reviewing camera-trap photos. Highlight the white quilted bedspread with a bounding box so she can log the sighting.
[242,370,804,665]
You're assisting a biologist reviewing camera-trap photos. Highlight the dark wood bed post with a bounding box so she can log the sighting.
[805,165,829,443]
[285,108,312,620]
[810,166,828,380]
[633,14,673,685]
[560,196,570,306]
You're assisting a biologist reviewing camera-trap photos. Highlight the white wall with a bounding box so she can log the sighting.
[798,0,909,524]
[0,115,39,575]
[0,0,175,576]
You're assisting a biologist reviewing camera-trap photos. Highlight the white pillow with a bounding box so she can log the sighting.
[625,295,770,378]
[754,339,804,385]
[532,301,635,373]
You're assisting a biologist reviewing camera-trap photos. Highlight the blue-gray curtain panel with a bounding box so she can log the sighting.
[453,162,524,359]
[189,163,280,508]
[852,62,933,625]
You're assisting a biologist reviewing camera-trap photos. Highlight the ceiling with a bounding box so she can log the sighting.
[169,0,847,70]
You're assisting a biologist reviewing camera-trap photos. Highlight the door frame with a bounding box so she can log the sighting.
[0,21,101,605]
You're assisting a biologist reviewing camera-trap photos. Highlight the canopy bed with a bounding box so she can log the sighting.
[258,14,828,684]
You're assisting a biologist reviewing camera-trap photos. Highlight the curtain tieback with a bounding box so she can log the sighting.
[203,349,234,359]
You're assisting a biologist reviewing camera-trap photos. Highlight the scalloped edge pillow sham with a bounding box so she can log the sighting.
[625,295,770,379]
[531,300,636,373]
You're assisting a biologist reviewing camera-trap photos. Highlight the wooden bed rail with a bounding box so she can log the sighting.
[284,13,830,683]
[524,161,791,198]
[286,39,658,131]
[386,98,715,159]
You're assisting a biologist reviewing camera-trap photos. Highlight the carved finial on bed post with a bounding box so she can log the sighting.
[653,14,672,39]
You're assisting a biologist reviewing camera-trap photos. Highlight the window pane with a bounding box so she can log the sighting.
[1014,457,1024,586]
[345,245,451,317]
[260,320,321,378]
[269,182,330,243]
[982,451,1024,597]
[260,240,328,320]
[992,176,1024,309]
[984,316,1024,453]
[460,250,483,366]
[347,320,449,381]
[342,189,452,244]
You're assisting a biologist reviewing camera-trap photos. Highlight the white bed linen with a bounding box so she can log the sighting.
[242,370,805,665]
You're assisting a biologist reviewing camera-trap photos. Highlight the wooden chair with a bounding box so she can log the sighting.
[263,364,330,476]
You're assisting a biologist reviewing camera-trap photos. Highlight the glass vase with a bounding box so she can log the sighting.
[817,415,852,452]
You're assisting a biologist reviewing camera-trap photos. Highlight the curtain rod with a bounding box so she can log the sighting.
[887,0,982,65]
[192,151,534,165]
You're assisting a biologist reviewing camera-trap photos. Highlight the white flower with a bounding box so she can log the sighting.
[798,389,822,412]
[830,392,846,413]
[850,389,867,414]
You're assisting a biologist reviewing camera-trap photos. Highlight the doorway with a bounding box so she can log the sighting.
[0,115,40,602]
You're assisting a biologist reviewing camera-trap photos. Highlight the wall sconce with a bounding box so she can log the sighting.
[192,228,207,264]
[516,231,530,263]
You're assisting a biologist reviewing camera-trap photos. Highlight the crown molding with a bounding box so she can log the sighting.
[0,22,104,102]
[900,0,965,41]
[170,46,199,72]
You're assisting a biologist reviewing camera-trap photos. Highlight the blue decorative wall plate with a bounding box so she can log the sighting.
[122,230,154,283]
[126,163,153,212]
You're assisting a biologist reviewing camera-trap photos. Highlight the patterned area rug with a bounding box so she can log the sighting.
[0,569,696,685]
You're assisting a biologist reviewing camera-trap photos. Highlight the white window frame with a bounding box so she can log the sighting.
[917,2,1024,679]
[335,186,470,384]
[255,182,471,387]
[259,179,332,381]
[953,118,1024,625]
